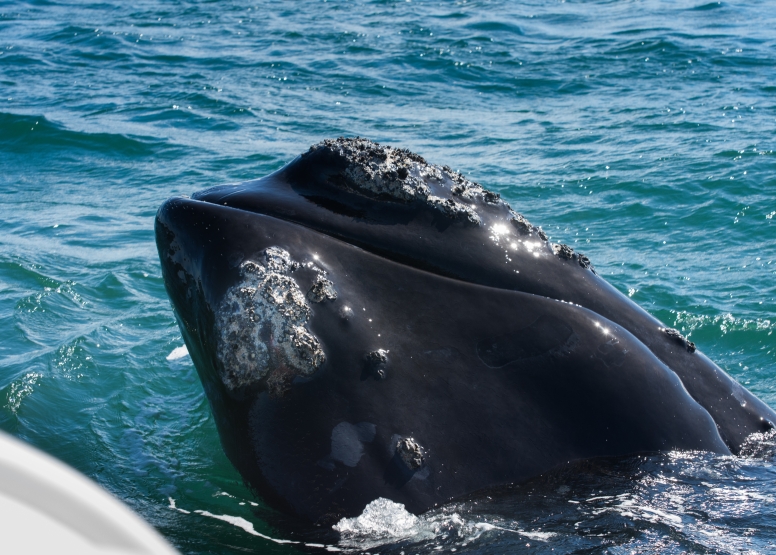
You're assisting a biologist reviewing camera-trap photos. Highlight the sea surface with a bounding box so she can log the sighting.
[1,0,775,553]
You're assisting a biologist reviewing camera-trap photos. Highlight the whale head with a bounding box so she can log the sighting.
[155,138,773,524]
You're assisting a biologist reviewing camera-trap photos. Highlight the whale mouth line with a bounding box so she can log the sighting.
[185,194,605,333]
[185,192,603,319]
[192,193,477,284]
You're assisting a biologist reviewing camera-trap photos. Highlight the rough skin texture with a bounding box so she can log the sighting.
[661,327,697,353]
[306,138,592,268]
[553,243,575,260]
[395,437,424,470]
[307,275,337,303]
[307,137,491,225]
[215,247,326,393]
[365,349,389,380]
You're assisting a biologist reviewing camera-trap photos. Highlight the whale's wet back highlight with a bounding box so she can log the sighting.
[155,138,776,525]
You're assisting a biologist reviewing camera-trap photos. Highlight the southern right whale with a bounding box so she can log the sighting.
[155,137,776,525]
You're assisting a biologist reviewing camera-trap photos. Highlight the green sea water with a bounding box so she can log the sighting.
[1,0,775,553]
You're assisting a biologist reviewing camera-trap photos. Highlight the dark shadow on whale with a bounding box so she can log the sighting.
[155,137,776,527]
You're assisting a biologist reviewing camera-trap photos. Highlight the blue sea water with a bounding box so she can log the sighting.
[1,0,775,553]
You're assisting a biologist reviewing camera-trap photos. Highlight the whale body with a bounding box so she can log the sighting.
[155,138,776,525]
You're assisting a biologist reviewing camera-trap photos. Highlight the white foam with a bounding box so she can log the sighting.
[333,498,554,550]
[167,497,190,514]
[473,522,555,542]
[194,510,341,550]
[195,511,296,542]
[637,506,683,526]
[166,345,189,361]
[333,498,424,539]
[580,493,685,529]
[167,500,341,551]
[518,529,556,541]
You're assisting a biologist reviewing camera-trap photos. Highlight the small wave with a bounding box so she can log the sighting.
[739,429,776,459]
[3,372,41,414]
[328,449,776,554]
[0,112,165,156]
[463,20,525,36]
[691,1,723,11]
[672,310,772,335]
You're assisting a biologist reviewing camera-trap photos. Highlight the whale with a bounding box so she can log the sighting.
[155,138,776,525]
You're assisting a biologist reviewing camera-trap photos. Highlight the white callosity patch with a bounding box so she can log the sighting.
[552,243,574,259]
[508,209,547,240]
[426,195,481,225]
[442,165,500,204]
[395,437,424,470]
[263,246,299,273]
[308,137,486,225]
[307,274,337,303]
[660,327,697,353]
[215,247,325,391]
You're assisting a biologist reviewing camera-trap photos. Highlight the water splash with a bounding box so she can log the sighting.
[166,345,189,361]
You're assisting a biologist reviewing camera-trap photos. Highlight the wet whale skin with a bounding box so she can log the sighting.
[155,138,776,525]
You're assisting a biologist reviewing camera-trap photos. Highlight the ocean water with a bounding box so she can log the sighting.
[1,0,775,553]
